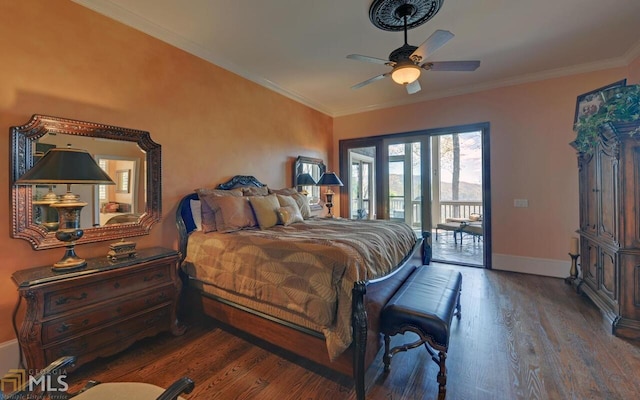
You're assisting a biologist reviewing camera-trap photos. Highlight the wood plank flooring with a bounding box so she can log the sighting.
[66,265,640,399]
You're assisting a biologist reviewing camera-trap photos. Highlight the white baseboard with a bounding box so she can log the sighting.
[492,253,569,278]
[0,339,20,375]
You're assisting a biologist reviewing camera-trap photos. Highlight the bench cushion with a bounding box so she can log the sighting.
[381,267,462,349]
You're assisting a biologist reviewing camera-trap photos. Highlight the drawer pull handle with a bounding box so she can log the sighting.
[114,282,121,289]
[145,293,168,306]
[55,292,87,305]
[143,273,164,282]
[56,319,89,333]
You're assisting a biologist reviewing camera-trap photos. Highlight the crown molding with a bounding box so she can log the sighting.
[73,1,639,119]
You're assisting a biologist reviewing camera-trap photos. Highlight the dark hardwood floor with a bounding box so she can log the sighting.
[66,265,640,399]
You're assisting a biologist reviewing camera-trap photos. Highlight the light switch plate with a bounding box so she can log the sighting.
[514,199,529,208]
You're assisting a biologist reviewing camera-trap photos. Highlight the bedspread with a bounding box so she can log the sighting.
[183,218,417,360]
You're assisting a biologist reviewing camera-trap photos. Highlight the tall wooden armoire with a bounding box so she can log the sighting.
[574,120,640,339]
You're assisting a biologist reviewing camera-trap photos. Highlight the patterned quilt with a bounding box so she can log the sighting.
[183,218,417,360]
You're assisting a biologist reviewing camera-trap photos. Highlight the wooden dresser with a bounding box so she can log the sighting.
[12,247,186,370]
[574,120,640,339]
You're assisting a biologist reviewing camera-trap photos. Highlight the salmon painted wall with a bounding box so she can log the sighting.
[334,67,635,275]
[0,1,331,343]
[630,55,640,83]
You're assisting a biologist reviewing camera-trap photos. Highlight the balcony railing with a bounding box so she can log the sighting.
[388,197,482,228]
[439,200,483,222]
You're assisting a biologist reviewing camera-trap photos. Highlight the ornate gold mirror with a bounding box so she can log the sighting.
[293,156,326,211]
[11,115,161,249]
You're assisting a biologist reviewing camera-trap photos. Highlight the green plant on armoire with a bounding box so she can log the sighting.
[573,84,640,153]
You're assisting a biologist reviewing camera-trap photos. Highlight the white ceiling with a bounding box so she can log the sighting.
[73,0,640,117]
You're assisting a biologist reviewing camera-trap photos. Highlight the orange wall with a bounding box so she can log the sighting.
[334,68,634,264]
[630,55,640,83]
[0,1,331,342]
[0,1,638,345]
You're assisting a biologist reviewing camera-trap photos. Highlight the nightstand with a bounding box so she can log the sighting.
[12,247,186,370]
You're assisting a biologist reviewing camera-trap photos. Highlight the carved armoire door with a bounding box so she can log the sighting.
[597,133,619,246]
[580,151,598,235]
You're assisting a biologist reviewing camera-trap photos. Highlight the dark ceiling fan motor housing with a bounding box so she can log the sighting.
[369,0,445,32]
[389,44,419,64]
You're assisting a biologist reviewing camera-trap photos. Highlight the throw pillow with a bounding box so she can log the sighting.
[200,195,256,233]
[190,199,202,231]
[277,205,304,226]
[195,188,243,233]
[248,194,280,229]
[241,186,269,196]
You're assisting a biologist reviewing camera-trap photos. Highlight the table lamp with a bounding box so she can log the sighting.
[16,147,115,270]
[316,172,343,218]
[296,173,317,195]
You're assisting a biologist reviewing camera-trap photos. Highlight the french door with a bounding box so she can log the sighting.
[339,123,491,268]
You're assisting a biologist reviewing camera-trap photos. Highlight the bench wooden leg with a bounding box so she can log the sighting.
[455,283,462,320]
[383,334,391,372]
[437,350,447,399]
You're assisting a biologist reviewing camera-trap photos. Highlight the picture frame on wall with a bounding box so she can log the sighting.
[574,79,627,124]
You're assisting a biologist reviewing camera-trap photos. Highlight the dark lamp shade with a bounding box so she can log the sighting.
[296,173,317,186]
[316,172,344,187]
[16,148,115,185]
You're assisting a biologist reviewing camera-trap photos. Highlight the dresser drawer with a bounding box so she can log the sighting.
[42,285,175,343]
[44,262,173,317]
[44,305,171,363]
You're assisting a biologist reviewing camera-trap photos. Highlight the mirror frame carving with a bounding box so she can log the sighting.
[10,114,162,250]
[293,155,326,211]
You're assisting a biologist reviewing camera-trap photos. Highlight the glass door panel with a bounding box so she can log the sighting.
[432,131,483,266]
[387,142,422,233]
[348,147,375,219]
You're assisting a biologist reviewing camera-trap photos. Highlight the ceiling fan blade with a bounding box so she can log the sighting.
[411,30,455,63]
[423,61,481,71]
[347,54,391,65]
[406,80,421,95]
[351,73,390,90]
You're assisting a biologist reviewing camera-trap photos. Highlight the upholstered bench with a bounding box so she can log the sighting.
[381,266,462,399]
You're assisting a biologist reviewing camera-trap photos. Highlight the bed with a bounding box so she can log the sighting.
[176,176,429,399]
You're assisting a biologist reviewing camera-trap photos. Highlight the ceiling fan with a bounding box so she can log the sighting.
[347,3,480,95]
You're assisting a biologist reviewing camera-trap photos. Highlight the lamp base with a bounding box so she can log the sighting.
[52,228,86,271]
[52,245,86,271]
[325,203,334,218]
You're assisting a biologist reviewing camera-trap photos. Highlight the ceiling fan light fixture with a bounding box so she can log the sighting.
[391,64,421,85]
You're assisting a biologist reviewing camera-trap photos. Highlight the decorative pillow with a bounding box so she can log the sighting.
[277,194,299,210]
[269,187,298,196]
[269,188,311,218]
[200,195,256,233]
[469,213,482,222]
[290,192,311,219]
[195,188,243,233]
[241,186,269,196]
[248,194,280,229]
[190,199,202,231]
[277,205,304,226]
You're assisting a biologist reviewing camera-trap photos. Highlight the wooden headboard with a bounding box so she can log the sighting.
[175,175,266,261]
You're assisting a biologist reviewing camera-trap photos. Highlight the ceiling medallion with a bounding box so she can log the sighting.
[369,0,445,32]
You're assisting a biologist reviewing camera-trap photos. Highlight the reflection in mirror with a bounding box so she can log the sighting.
[95,155,143,226]
[11,115,161,250]
[294,156,326,211]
